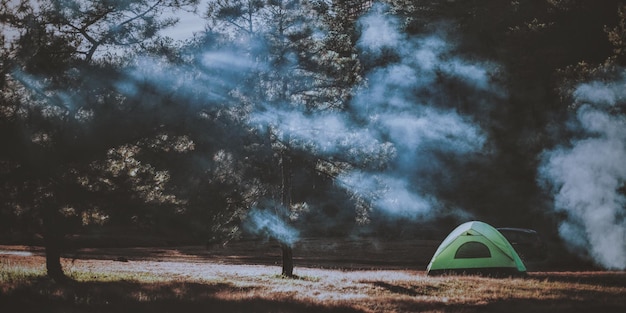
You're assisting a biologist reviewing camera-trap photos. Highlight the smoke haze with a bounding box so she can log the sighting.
[244,208,300,247]
[248,5,501,233]
[92,4,502,244]
[336,5,493,221]
[540,77,626,270]
[231,5,501,240]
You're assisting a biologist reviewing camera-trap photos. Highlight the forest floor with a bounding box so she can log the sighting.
[1,240,625,312]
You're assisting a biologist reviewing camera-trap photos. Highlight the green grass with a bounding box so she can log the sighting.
[65,269,168,283]
[0,260,44,283]
[0,260,166,284]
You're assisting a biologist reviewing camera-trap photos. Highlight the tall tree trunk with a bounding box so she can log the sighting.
[281,243,294,277]
[280,148,295,277]
[42,206,67,282]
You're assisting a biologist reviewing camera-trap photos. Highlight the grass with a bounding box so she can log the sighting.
[1,247,626,312]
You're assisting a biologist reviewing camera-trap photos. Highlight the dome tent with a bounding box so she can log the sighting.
[427,221,527,276]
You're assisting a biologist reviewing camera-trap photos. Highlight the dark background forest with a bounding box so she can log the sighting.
[1,0,625,280]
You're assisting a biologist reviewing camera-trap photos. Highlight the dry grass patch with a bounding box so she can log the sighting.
[1,249,625,312]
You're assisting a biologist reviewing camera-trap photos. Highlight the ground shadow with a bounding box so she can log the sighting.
[364,279,626,313]
[371,281,442,297]
[528,272,626,288]
[382,298,626,313]
[0,277,365,313]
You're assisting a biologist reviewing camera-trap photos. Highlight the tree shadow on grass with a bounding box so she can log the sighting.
[365,280,626,313]
[371,281,442,297]
[528,272,626,288]
[0,276,365,313]
[381,298,626,313]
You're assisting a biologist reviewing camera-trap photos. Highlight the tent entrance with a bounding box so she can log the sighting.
[455,241,491,259]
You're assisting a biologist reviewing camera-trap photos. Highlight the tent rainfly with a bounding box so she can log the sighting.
[426,221,527,276]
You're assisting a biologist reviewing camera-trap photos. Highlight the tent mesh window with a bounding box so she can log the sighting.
[454,241,491,259]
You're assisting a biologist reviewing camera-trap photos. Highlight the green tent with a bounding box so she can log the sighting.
[427,221,527,276]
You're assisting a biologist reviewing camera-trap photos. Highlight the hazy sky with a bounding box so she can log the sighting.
[160,5,207,40]
[0,1,208,48]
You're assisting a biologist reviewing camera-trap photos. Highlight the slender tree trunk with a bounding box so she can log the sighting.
[280,148,295,277]
[281,243,294,277]
[42,206,67,282]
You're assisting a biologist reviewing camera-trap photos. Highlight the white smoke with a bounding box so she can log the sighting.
[539,77,626,270]
[337,6,493,219]
[356,4,401,55]
[116,50,254,105]
[337,172,438,219]
[251,5,497,222]
[244,208,300,246]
